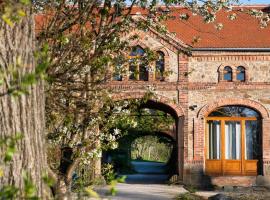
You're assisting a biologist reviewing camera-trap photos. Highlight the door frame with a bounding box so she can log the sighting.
[205,116,259,176]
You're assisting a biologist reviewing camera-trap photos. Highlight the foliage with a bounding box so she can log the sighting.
[183,185,197,194]
[0,0,30,27]
[102,163,117,184]
[176,193,203,200]
[0,133,23,163]
[131,135,173,163]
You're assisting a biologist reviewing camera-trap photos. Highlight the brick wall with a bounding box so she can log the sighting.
[107,29,270,186]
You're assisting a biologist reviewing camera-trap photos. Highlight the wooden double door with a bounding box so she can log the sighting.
[205,117,260,176]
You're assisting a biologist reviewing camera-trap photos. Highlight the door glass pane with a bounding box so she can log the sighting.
[225,121,241,160]
[245,120,260,160]
[207,120,221,159]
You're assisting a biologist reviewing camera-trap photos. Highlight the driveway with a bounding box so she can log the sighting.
[123,161,169,184]
[97,183,187,200]
[96,161,186,200]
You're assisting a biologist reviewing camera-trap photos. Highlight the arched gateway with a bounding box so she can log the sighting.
[112,92,185,180]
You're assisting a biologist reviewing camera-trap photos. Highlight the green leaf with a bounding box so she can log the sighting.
[42,174,55,187]
[117,175,126,183]
[20,0,30,5]
[0,167,3,177]
[23,172,38,199]
[22,73,37,86]
[0,185,19,199]
[4,146,16,162]
[17,10,26,17]
[84,187,100,199]
[2,15,14,27]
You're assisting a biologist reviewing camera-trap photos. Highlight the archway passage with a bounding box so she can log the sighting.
[103,107,179,184]
[205,105,262,176]
[113,133,176,184]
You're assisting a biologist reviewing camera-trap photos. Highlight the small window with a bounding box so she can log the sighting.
[237,66,245,82]
[223,66,232,81]
[155,51,165,81]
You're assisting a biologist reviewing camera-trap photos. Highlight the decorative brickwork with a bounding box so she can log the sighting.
[112,92,184,117]
[197,98,269,119]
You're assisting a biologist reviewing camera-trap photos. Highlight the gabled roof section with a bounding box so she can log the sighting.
[131,5,270,48]
[35,5,270,49]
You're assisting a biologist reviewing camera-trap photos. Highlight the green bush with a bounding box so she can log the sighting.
[101,163,116,184]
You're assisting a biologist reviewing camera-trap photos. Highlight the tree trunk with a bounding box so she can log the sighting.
[56,175,70,200]
[0,10,48,198]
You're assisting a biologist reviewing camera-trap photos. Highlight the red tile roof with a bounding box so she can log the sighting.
[168,7,270,48]
[132,5,270,48]
[35,5,270,48]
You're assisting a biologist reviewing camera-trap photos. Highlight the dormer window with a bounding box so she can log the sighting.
[236,66,245,82]
[223,66,232,81]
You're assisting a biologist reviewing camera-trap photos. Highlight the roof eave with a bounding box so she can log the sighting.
[192,48,270,52]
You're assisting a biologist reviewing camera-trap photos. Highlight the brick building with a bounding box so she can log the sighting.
[109,5,270,187]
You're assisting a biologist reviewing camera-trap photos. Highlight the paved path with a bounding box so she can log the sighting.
[123,161,169,184]
[131,161,167,174]
[96,161,186,200]
[97,183,187,200]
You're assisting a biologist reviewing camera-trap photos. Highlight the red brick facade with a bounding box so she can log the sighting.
[108,21,270,187]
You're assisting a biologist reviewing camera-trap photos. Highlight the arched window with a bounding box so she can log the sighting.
[206,106,261,176]
[155,51,165,81]
[237,66,246,82]
[129,46,148,81]
[223,66,232,81]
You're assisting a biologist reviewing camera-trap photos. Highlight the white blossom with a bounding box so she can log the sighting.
[113,128,121,136]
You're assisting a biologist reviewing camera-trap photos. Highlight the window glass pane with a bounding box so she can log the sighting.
[224,72,232,81]
[139,65,148,81]
[237,66,245,81]
[223,66,232,81]
[155,51,165,80]
[207,120,221,159]
[237,72,245,81]
[209,106,260,117]
[225,121,241,160]
[113,73,122,81]
[245,120,260,160]
[129,65,137,80]
[130,46,145,56]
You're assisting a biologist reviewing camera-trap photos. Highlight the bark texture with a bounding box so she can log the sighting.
[0,11,48,198]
